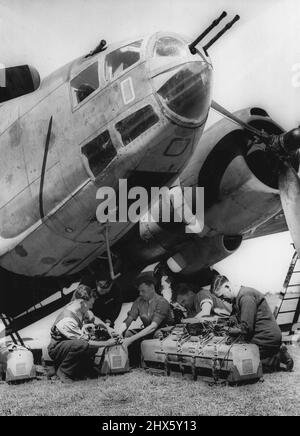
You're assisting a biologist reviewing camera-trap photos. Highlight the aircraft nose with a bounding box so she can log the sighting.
[153,61,213,125]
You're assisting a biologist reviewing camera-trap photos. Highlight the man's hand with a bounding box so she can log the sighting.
[110,329,119,338]
[122,337,134,349]
[85,310,95,323]
[115,322,127,336]
[105,338,117,347]
[172,302,186,311]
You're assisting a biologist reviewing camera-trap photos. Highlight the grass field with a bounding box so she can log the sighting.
[1,294,299,416]
[0,345,299,416]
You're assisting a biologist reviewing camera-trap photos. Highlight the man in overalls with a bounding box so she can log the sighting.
[48,284,116,383]
[211,276,294,372]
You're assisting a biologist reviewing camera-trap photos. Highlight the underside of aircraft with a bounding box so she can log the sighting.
[0,11,299,336]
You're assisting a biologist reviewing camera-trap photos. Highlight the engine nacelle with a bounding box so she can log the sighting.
[0,65,40,103]
[179,107,294,237]
[167,234,242,275]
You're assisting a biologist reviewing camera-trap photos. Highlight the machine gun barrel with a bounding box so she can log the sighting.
[85,39,107,58]
[203,15,240,53]
[189,11,227,54]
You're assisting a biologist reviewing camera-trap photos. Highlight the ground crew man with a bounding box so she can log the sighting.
[120,272,174,366]
[93,278,123,327]
[80,270,123,327]
[211,275,294,372]
[48,284,116,383]
[175,282,232,322]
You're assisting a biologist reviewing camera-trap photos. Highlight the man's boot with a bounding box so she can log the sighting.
[56,368,74,383]
[46,365,56,379]
[280,345,294,371]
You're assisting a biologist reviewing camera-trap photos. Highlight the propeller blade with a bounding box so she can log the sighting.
[212,101,300,253]
[211,100,269,140]
[279,163,300,255]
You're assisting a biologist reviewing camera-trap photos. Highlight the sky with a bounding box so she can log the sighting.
[0,0,299,339]
[0,0,299,129]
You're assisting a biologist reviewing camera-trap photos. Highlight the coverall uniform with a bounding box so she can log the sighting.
[48,306,96,380]
[232,287,282,371]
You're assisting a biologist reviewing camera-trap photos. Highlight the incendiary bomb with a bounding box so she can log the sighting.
[94,344,130,375]
[141,322,263,384]
[0,343,36,383]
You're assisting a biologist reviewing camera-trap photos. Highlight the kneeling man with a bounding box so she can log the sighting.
[48,284,116,383]
[211,276,294,372]
[120,272,174,366]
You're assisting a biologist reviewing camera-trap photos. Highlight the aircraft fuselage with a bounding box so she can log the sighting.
[0,33,212,277]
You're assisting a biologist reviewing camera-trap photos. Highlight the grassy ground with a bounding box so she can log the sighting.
[0,345,299,416]
[1,295,299,416]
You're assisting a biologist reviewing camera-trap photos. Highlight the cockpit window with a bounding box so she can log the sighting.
[81,130,116,177]
[105,40,142,80]
[115,105,159,146]
[154,62,212,123]
[154,37,187,58]
[71,62,99,106]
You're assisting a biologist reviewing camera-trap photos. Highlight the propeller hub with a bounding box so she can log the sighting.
[281,128,300,154]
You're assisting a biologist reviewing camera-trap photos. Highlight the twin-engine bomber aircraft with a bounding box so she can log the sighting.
[1,12,300,336]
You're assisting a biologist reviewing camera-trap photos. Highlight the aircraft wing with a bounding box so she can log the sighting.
[243,211,288,240]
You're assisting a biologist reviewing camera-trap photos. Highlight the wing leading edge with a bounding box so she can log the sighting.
[243,211,288,241]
